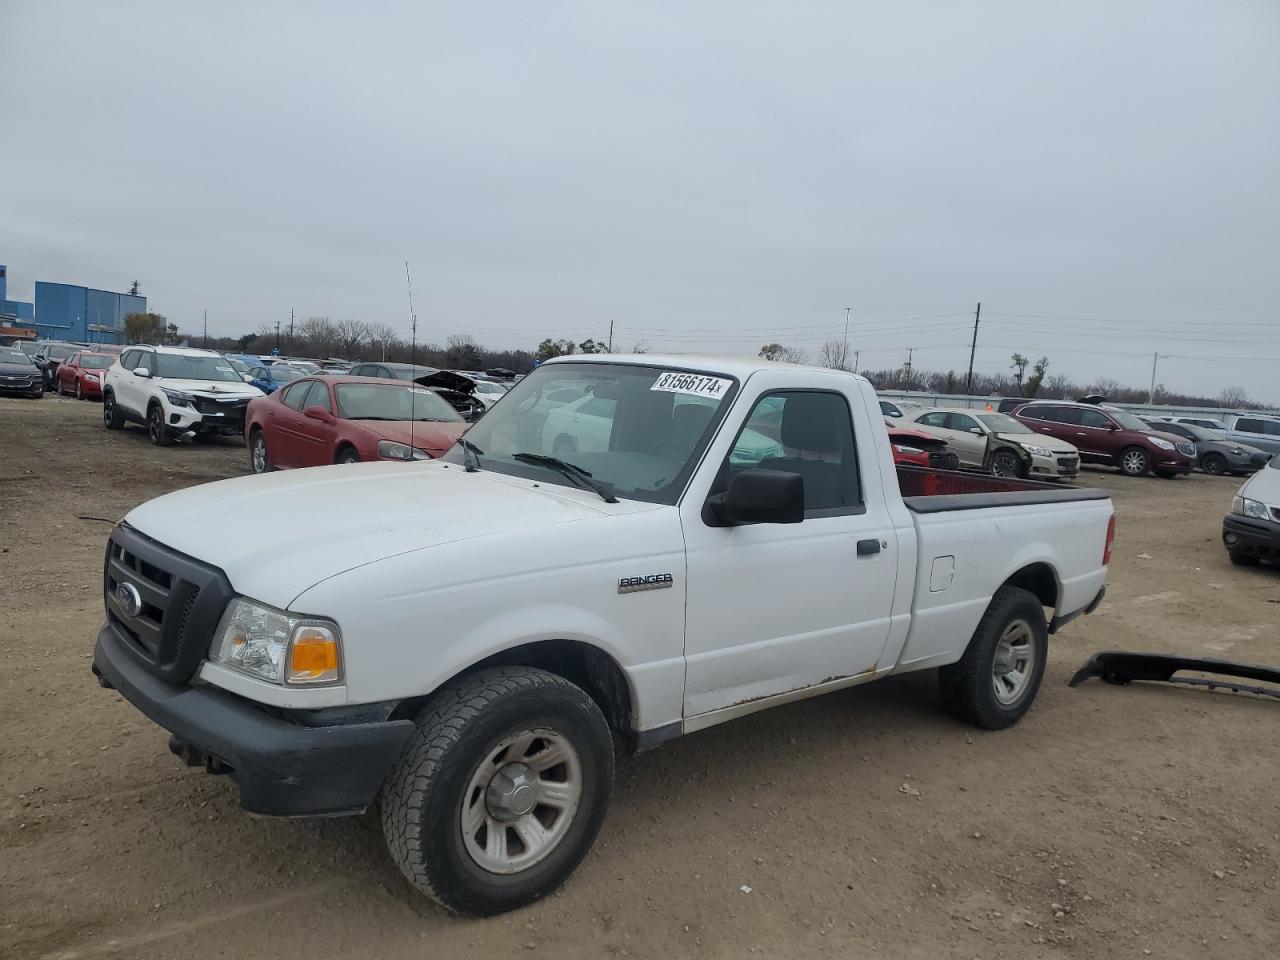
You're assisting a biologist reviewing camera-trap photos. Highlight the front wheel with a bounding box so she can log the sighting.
[336,447,360,464]
[990,449,1024,478]
[147,405,173,446]
[381,666,614,916]
[939,586,1048,730]
[1200,453,1226,475]
[1119,446,1150,477]
[75,381,83,401]
[103,392,123,429]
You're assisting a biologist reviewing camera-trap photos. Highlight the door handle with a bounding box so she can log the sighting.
[857,538,881,556]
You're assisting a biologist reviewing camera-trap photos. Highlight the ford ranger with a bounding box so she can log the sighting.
[91,355,1114,915]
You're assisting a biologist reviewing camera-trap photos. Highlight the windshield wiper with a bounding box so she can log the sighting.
[512,452,618,504]
[456,437,483,473]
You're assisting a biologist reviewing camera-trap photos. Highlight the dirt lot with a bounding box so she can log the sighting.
[2,395,1277,960]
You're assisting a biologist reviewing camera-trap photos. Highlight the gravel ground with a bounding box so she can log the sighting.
[2,395,1278,960]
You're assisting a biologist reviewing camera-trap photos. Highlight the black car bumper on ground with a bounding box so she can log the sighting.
[93,622,415,817]
[1222,514,1280,562]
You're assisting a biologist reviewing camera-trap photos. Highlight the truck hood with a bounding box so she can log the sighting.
[1241,461,1280,505]
[123,461,627,608]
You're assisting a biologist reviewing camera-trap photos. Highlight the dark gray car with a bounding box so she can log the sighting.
[0,347,44,399]
[1143,419,1271,475]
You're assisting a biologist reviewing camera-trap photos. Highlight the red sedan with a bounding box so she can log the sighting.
[886,420,960,470]
[56,351,116,400]
[245,375,468,472]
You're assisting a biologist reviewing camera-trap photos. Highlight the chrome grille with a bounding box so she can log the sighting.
[1175,442,1197,457]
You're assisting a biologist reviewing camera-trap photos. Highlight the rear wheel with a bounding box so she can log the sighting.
[103,392,123,429]
[382,667,614,916]
[1200,452,1226,475]
[939,586,1048,730]
[1119,446,1150,476]
[990,448,1024,478]
[147,405,173,446]
[249,429,271,473]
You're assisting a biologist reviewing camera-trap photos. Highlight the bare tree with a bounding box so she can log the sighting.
[333,318,371,358]
[1217,385,1251,408]
[367,322,399,361]
[819,339,851,371]
[295,317,340,356]
[759,343,807,363]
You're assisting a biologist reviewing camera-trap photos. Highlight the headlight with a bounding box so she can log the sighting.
[1022,445,1055,457]
[209,598,343,685]
[1231,496,1271,521]
[1149,437,1174,451]
[1230,448,1244,455]
[162,388,195,408]
[893,444,923,455]
[377,440,431,461]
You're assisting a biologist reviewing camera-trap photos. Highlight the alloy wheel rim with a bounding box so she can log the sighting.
[149,411,161,441]
[992,619,1035,705]
[252,437,267,472]
[460,728,582,875]
[1123,451,1145,473]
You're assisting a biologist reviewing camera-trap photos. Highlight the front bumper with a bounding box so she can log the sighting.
[1222,514,1280,561]
[92,622,415,817]
[1028,452,1079,479]
[0,379,41,396]
[1154,457,1193,475]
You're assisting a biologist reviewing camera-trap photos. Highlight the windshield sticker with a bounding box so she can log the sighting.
[650,371,732,399]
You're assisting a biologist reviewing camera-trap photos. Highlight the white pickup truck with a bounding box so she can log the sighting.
[92,355,1114,915]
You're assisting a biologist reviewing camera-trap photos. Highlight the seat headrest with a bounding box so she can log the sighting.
[780,394,843,452]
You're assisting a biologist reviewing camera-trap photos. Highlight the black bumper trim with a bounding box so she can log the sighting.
[1222,515,1280,559]
[93,622,415,817]
[1048,585,1106,635]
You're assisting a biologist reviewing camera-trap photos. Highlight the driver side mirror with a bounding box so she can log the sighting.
[134,366,151,378]
[969,427,984,435]
[704,469,805,527]
[241,373,255,383]
[304,405,336,424]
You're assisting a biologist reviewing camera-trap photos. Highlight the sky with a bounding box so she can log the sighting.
[2,1,1278,402]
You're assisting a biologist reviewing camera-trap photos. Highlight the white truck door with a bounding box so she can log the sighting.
[680,378,899,718]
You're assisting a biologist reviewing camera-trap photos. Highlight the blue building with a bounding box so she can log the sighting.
[0,264,145,345]
[32,281,146,345]
[0,264,36,323]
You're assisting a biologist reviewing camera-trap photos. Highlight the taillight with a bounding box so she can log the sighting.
[1103,514,1117,566]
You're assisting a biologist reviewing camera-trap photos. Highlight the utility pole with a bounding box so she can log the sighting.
[288,308,294,350]
[1148,352,1166,404]
[965,301,981,394]
[274,320,281,352]
[608,318,614,353]
[904,347,914,389]
[843,306,851,370]
[853,349,860,374]
[202,310,208,348]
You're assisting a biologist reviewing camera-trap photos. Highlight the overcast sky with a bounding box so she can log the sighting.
[2,1,1278,401]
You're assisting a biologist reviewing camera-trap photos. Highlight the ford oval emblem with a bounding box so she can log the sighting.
[116,581,143,618]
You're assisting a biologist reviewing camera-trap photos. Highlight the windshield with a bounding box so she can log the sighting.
[152,354,244,382]
[227,358,250,372]
[441,362,738,504]
[335,383,464,422]
[1,349,33,365]
[17,341,39,356]
[80,355,113,370]
[1107,409,1150,431]
[976,413,1033,434]
[1177,424,1223,442]
[270,366,304,383]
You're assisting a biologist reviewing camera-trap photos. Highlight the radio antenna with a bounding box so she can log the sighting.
[405,260,418,456]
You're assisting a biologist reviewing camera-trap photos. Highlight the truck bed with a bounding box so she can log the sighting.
[896,464,1109,512]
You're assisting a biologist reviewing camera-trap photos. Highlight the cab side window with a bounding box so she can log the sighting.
[917,412,948,428]
[120,349,140,370]
[1079,410,1111,429]
[728,391,862,516]
[949,413,979,432]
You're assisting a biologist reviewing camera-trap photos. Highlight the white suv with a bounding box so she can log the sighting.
[102,345,264,446]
